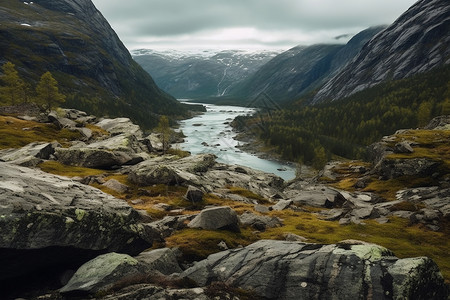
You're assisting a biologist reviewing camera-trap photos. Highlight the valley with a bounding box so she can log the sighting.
[0,0,449,299]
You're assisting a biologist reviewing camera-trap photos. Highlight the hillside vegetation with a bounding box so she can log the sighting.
[234,65,450,167]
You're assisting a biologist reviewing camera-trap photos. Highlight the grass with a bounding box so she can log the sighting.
[226,186,270,203]
[165,228,257,261]
[38,160,105,177]
[0,116,81,149]
[257,209,450,282]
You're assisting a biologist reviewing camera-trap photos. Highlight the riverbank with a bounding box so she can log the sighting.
[176,103,298,180]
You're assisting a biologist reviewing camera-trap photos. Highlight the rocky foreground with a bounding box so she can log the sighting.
[0,107,449,299]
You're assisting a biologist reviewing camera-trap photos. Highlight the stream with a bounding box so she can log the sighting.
[177,102,296,180]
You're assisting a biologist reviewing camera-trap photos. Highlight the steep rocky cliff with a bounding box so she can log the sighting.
[313,0,450,103]
[0,0,186,128]
[227,26,385,102]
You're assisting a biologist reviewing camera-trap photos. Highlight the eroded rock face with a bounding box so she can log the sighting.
[182,240,448,300]
[313,0,450,103]
[0,162,155,281]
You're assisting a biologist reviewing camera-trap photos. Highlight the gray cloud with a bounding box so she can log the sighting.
[92,0,418,50]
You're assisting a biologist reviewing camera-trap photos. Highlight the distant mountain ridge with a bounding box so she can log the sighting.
[0,0,186,128]
[312,0,450,103]
[132,49,280,99]
[226,26,386,102]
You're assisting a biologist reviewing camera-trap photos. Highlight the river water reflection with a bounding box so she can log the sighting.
[177,103,296,180]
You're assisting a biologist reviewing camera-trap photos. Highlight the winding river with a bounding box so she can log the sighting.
[177,103,296,180]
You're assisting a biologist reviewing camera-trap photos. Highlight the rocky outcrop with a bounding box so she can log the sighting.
[60,248,182,295]
[0,141,59,167]
[128,154,284,199]
[313,0,450,103]
[0,162,157,281]
[182,239,448,300]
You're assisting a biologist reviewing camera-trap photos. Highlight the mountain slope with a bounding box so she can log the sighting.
[0,0,186,128]
[313,0,450,103]
[133,49,280,99]
[227,26,385,103]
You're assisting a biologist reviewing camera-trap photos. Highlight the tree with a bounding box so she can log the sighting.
[0,61,26,105]
[35,71,65,112]
[156,115,172,154]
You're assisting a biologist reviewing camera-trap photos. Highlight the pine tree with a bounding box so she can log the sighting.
[35,71,65,112]
[0,61,26,105]
[156,115,171,154]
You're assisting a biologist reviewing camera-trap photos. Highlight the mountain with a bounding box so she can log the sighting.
[132,49,280,99]
[312,0,450,103]
[0,0,186,128]
[226,26,385,103]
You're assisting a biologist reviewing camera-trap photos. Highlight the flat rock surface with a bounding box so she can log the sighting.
[182,239,448,300]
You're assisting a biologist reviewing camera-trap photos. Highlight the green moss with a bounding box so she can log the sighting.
[75,208,86,221]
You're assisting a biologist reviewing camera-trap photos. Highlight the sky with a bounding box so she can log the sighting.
[92,0,418,51]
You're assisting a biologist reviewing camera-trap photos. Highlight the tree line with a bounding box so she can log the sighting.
[234,65,450,168]
[0,62,65,112]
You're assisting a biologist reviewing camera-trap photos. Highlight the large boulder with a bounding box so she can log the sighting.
[128,164,183,186]
[60,253,143,295]
[285,184,345,208]
[96,118,143,138]
[60,248,182,295]
[55,147,134,169]
[188,206,240,232]
[0,162,156,281]
[0,141,59,167]
[375,157,441,179]
[182,240,448,300]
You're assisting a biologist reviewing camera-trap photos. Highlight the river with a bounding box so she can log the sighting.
[176,103,296,180]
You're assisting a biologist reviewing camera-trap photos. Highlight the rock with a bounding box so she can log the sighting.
[48,111,77,129]
[128,165,183,186]
[181,240,448,300]
[184,185,204,203]
[217,241,229,250]
[375,157,441,179]
[135,248,182,275]
[145,133,164,151]
[0,162,156,281]
[271,199,293,211]
[188,206,240,232]
[0,142,58,162]
[254,204,271,213]
[149,215,194,238]
[394,141,414,153]
[286,184,344,208]
[60,253,142,295]
[239,211,283,231]
[102,179,128,193]
[96,118,143,138]
[424,115,450,130]
[74,127,93,140]
[282,233,308,242]
[101,285,211,300]
[87,133,149,154]
[55,147,134,169]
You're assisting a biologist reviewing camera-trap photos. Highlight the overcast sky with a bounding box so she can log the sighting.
[92,0,418,51]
